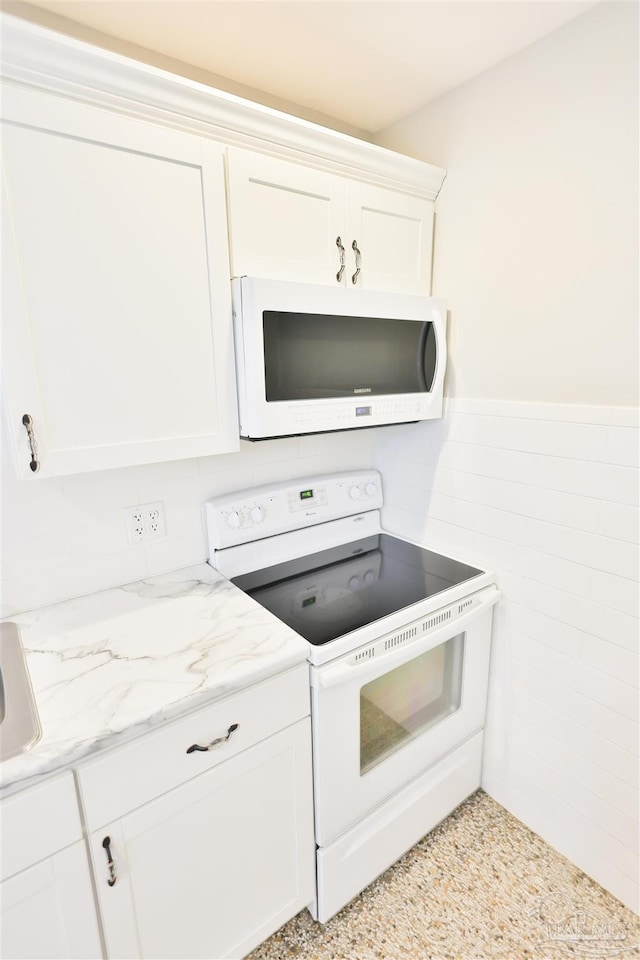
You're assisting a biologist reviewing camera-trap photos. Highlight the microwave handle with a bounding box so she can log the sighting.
[421,310,447,395]
[311,587,500,690]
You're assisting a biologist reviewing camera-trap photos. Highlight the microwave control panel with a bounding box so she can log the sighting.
[205,470,383,550]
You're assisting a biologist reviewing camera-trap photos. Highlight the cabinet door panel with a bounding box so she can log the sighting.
[0,842,103,960]
[91,718,315,960]
[227,148,346,284]
[2,89,238,476]
[347,183,434,294]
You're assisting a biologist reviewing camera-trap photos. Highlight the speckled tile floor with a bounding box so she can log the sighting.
[247,791,639,960]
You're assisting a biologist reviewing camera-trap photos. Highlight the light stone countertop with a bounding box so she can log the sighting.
[0,563,309,793]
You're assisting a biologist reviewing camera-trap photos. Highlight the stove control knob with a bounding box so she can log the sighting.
[250,506,264,524]
[349,485,361,500]
[365,481,377,497]
[364,570,376,585]
[227,510,241,529]
[348,575,360,590]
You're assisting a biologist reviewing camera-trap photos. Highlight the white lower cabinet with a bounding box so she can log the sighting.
[79,667,315,960]
[0,772,102,960]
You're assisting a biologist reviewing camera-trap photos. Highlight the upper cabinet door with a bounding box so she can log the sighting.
[1,87,239,478]
[226,148,347,286]
[226,148,434,296]
[346,182,434,295]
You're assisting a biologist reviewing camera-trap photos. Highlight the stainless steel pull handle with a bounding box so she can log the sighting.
[336,236,345,283]
[21,414,40,473]
[186,723,239,754]
[351,240,361,285]
[102,836,117,887]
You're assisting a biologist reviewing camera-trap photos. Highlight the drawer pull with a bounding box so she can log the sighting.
[186,723,239,754]
[102,836,117,887]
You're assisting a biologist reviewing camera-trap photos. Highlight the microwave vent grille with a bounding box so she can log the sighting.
[458,599,473,614]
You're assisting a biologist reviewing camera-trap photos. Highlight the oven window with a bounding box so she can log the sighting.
[360,633,464,775]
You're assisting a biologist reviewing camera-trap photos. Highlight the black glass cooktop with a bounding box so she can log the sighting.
[231,534,483,646]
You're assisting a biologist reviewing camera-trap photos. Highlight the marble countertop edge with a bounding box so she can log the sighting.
[0,562,309,795]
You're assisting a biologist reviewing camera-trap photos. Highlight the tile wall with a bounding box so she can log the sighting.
[373,399,639,912]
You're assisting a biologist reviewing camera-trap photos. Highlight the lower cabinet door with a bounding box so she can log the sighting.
[89,718,315,960]
[0,841,103,960]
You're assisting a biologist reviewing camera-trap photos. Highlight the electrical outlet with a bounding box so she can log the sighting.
[124,502,166,544]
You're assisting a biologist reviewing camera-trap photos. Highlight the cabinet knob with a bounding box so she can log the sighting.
[336,236,346,283]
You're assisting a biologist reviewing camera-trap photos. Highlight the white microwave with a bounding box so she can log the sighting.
[231,277,447,440]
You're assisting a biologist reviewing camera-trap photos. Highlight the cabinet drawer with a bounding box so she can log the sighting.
[77,663,309,830]
[1,772,82,881]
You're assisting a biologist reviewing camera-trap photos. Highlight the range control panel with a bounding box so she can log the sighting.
[205,470,383,550]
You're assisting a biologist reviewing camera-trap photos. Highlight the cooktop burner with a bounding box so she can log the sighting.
[231,534,483,646]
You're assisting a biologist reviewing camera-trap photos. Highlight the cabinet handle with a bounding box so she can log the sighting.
[102,836,117,887]
[336,236,345,283]
[351,240,361,285]
[186,723,239,754]
[21,414,40,473]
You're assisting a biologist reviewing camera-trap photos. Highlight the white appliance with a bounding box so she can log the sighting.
[206,471,498,923]
[231,277,447,439]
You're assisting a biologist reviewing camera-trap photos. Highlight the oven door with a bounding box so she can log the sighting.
[310,587,498,846]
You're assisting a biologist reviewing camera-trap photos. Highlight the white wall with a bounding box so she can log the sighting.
[373,1,639,911]
[375,1,639,407]
[0,430,375,618]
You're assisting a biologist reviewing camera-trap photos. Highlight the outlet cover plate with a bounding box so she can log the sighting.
[124,502,166,544]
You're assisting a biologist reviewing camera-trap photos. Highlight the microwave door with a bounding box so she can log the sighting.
[263,311,432,402]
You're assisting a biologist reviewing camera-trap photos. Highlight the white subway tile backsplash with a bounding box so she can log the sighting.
[580,633,640,688]
[376,399,639,911]
[532,455,639,507]
[509,687,639,789]
[598,501,640,543]
[606,425,640,468]
[610,407,640,428]
[507,751,639,881]
[508,713,639,823]
[507,629,639,721]
[510,658,639,755]
[504,573,638,651]
[590,568,640,617]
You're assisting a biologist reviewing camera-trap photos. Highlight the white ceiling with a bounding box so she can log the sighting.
[18,1,598,133]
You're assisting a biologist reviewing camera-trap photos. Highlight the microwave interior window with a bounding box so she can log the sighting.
[360,633,464,775]
[263,311,437,402]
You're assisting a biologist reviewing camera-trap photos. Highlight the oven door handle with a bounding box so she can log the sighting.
[311,587,500,690]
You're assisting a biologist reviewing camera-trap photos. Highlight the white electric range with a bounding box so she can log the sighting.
[206,470,499,922]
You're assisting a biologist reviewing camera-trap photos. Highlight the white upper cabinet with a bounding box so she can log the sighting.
[2,87,239,478]
[346,181,434,295]
[226,148,434,295]
[226,148,347,285]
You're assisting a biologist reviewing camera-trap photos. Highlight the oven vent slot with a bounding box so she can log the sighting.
[354,647,376,662]
[422,610,452,632]
[384,626,418,651]
[458,599,474,614]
